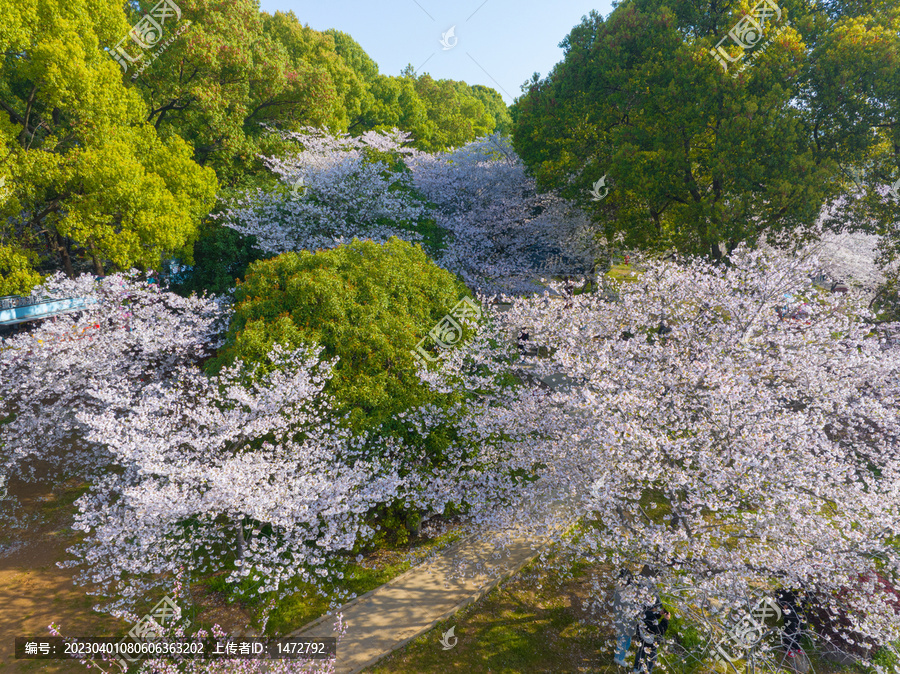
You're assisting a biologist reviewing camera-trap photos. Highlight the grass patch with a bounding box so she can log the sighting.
[40,482,90,523]
[606,264,641,284]
[365,556,611,674]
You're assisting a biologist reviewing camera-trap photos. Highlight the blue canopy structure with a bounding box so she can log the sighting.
[0,295,95,326]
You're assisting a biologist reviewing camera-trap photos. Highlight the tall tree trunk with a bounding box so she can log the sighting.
[589,257,599,293]
[235,518,245,563]
[89,243,104,276]
[55,232,74,278]
[650,208,662,236]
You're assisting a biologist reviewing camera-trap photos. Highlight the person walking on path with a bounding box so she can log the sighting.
[563,275,576,309]
[517,327,530,357]
[613,569,637,666]
[633,602,670,674]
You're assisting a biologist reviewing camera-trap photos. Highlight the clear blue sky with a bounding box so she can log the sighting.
[258,0,614,105]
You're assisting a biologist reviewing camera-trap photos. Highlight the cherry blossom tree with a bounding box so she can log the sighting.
[406,133,600,295]
[0,271,542,621]
[759,222,896,297]
[811,230,888,292]
[66,344,397,612]
[66,328,545,615]
[216,127,429,256]
[427,242,900,671]
[0,271,229,521]
[218,128,602,296]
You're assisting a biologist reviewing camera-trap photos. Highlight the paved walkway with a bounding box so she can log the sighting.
[289,484,576,673]
[289,291,583,673]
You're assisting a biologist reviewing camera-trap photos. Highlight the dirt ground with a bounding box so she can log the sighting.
[0,481,128,673]
[0,478,258,673]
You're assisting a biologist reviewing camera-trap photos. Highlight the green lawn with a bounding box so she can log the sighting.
[366,557,612,674]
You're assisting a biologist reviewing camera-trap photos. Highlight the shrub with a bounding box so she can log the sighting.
[208,237,475,436]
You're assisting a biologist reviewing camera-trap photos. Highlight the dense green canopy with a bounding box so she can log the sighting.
[328,30,511,151]
[511,0,899,263]
[0,0,217,291]
[209,238,475,433]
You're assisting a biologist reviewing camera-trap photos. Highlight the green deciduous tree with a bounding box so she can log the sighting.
[209,237,474,434]
[0,243,41,296]
[510,0,895,263]
[262,12,369,139]
[0,0,217,287]
[410,71,496,152]
[325,29,380,86]
[170,221,264,298]
[130,2,366,189]
[361,74,432,141]
[327,31,510,151]
[471,84,512,137]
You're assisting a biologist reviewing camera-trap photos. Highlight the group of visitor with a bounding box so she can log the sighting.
[611,569,808,674]
[612,567,670,674]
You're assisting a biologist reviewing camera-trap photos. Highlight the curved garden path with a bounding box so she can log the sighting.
[290,482,576,674]
[289,293,584,673]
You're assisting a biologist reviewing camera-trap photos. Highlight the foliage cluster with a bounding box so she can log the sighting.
[0,1,509,290]
[511,0,899,264]
[209,237,474,436]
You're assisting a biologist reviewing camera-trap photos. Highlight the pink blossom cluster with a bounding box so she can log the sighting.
[0,271,229,510]
[218,128,602,296]
[215,126,428,255]
[423,242,899,670]
[405,133,601,295]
